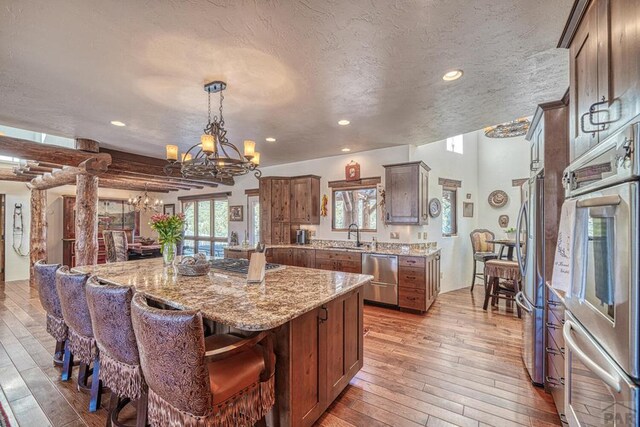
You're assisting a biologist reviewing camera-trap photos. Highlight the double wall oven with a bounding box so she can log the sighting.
[562,120,640,426]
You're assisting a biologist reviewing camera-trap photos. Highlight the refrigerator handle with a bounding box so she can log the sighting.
[515,291,533,313]
[515,201,527,278]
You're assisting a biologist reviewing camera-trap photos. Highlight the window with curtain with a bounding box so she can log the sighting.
[441,187,458,236]
[181,197,229,259]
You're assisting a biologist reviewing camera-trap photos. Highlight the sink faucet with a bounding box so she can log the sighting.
[347,223,362,247]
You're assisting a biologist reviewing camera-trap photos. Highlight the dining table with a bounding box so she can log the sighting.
[486,239,524,261]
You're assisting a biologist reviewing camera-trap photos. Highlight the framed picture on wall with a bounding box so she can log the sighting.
[463,202,474,218]
[163,204,175,216]
[229,205,244,221]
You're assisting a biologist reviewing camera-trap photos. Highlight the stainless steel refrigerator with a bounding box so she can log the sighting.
[515,174,545,386]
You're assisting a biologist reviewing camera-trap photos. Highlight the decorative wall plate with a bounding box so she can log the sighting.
[428,198,441,218]
[488,190,509,208]
[498,214,509,228]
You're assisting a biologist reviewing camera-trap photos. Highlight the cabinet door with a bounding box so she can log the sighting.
[271,179,291,222]
[290,307,324,426]
[570,0,601,159]
[294,249,315,268]
[385,164,419,224]
[290,177,319,224]
[259,180,272,244]
[606,0,640,138]
[420,167,429,224]
[323,289,363,403]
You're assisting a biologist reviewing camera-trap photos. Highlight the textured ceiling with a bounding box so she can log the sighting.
[0,0,573,166]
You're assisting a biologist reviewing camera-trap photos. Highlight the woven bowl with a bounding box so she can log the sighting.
[176,263,211,276]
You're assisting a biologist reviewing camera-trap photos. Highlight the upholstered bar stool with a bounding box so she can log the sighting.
[56,267,103,412]
[33,260,66,366]
[86,277,147,427]
[483,259,522,318]
[469,229,499,292]
[103,230,128,263]
[130,293,276,427]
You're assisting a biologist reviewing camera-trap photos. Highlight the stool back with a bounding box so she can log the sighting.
[86,277,139,366]
[56,267,93,338]
[33,260,62,318]
[470,229,495,253]
[104,230,128,263]
[131,293,212,417]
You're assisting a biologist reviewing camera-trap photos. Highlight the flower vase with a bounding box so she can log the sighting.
[162,242,177,266]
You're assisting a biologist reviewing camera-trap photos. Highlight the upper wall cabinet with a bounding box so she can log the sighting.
[383,161,430,225]
[561,0,640,160]
[290,176,320,224]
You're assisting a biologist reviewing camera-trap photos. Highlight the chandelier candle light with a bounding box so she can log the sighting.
[128,184,163,212]
[164,81,262,184]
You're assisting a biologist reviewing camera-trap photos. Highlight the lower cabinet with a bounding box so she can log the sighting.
[398,252,440,312]
[282,287,364,427]
[545,286,567,425]
[314,250,362,273]
[293,248,316,268]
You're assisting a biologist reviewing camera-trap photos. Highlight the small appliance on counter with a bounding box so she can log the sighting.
[296,229,310,245]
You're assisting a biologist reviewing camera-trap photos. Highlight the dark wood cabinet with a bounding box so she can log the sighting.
[284,287,363,427]
[314,250,361,273]
[290,176,320,224]
[383,161,430,225]
[259,175,320,244]
[563,0,640,160]
[398,252,440,312]
[293,248,316,268]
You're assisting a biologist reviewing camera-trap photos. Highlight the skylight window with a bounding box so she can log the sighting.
[446,134,463,154]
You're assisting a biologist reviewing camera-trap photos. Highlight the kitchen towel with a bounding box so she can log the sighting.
[552,199,588,298]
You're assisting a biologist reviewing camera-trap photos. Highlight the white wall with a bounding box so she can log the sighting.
[1,181,32,281]
[477,132,530,234]
[1,173,161,281]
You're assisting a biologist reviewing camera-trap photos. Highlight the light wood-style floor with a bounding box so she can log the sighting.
[0,279,560,427]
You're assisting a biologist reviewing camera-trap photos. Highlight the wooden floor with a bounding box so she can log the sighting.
[0,279,559,427]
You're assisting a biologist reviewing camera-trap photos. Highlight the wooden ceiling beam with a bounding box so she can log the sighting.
[0,135,112,167]
[0,169,30,182]
[28,158,110,190]
[98,179,174,193]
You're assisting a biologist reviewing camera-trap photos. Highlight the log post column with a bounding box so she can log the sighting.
[74,173,99,266]
[29,189,47,286]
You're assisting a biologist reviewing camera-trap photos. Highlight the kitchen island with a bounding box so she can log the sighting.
[74,258,372,427]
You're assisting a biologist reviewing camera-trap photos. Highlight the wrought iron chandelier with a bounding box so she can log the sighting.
[164,81,261,184]
[128,184,163,213]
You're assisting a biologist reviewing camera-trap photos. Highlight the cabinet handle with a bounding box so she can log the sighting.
[546,346,564,356]
[580,111,598,138]
[545,375,564,387]
[589,96,616,128]
[386,212,390,221]
[318,305,329,323]
[406,276,416,280]
[547,300,562,307]
[546,321,561,330]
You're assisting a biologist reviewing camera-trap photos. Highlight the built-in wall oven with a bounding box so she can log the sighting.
[562,120,640,426]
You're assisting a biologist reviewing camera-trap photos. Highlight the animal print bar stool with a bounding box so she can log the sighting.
[56,267,103,412]
[86,277,147,427]
[131,293,276,427]
[33,260,66,366]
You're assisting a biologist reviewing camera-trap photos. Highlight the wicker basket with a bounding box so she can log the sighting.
[176,263,211,276]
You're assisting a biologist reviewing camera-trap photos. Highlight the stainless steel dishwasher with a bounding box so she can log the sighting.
[362,253,398,305]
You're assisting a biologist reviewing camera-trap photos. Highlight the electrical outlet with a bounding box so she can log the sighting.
[440,272,444,279]
[424,234,429,240]
[390,232,400,240]
[417,232,422,239]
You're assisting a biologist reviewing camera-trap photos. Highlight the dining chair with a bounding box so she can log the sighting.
[130,293,276,427]
[86,277,147,427]
[483,259,522,318]
[33,260,66,366]
[55,267,103,412]
[104,230,128,263]
[469,229,498,292]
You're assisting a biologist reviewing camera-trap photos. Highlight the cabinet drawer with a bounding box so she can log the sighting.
[547,298,565,326]
[546,322,565,357]
[399,288,426,310]
[399,256,425,268]
[399,267,426,289]
[546,347,565,386]
[315,250,361,262]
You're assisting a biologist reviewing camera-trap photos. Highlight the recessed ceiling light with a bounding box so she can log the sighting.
[338,119,350,126]
[265,137,276,142]
[442,70,463,81]
[110,120,126,127]
[341,148,351,152]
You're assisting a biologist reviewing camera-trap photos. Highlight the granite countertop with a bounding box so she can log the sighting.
[227,244,441,258]
[73,258,372,331]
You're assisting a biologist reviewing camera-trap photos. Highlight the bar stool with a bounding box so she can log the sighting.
[86,277,147,427]
[469,229,498,292]
[33,260,66,366]
[483,259,522,318]
[103,230,128,263]
[130,293,276,427]
[56,267,103,412]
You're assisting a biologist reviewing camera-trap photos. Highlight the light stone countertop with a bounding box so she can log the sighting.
[74,258,372,331]
[227,244,441,258]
